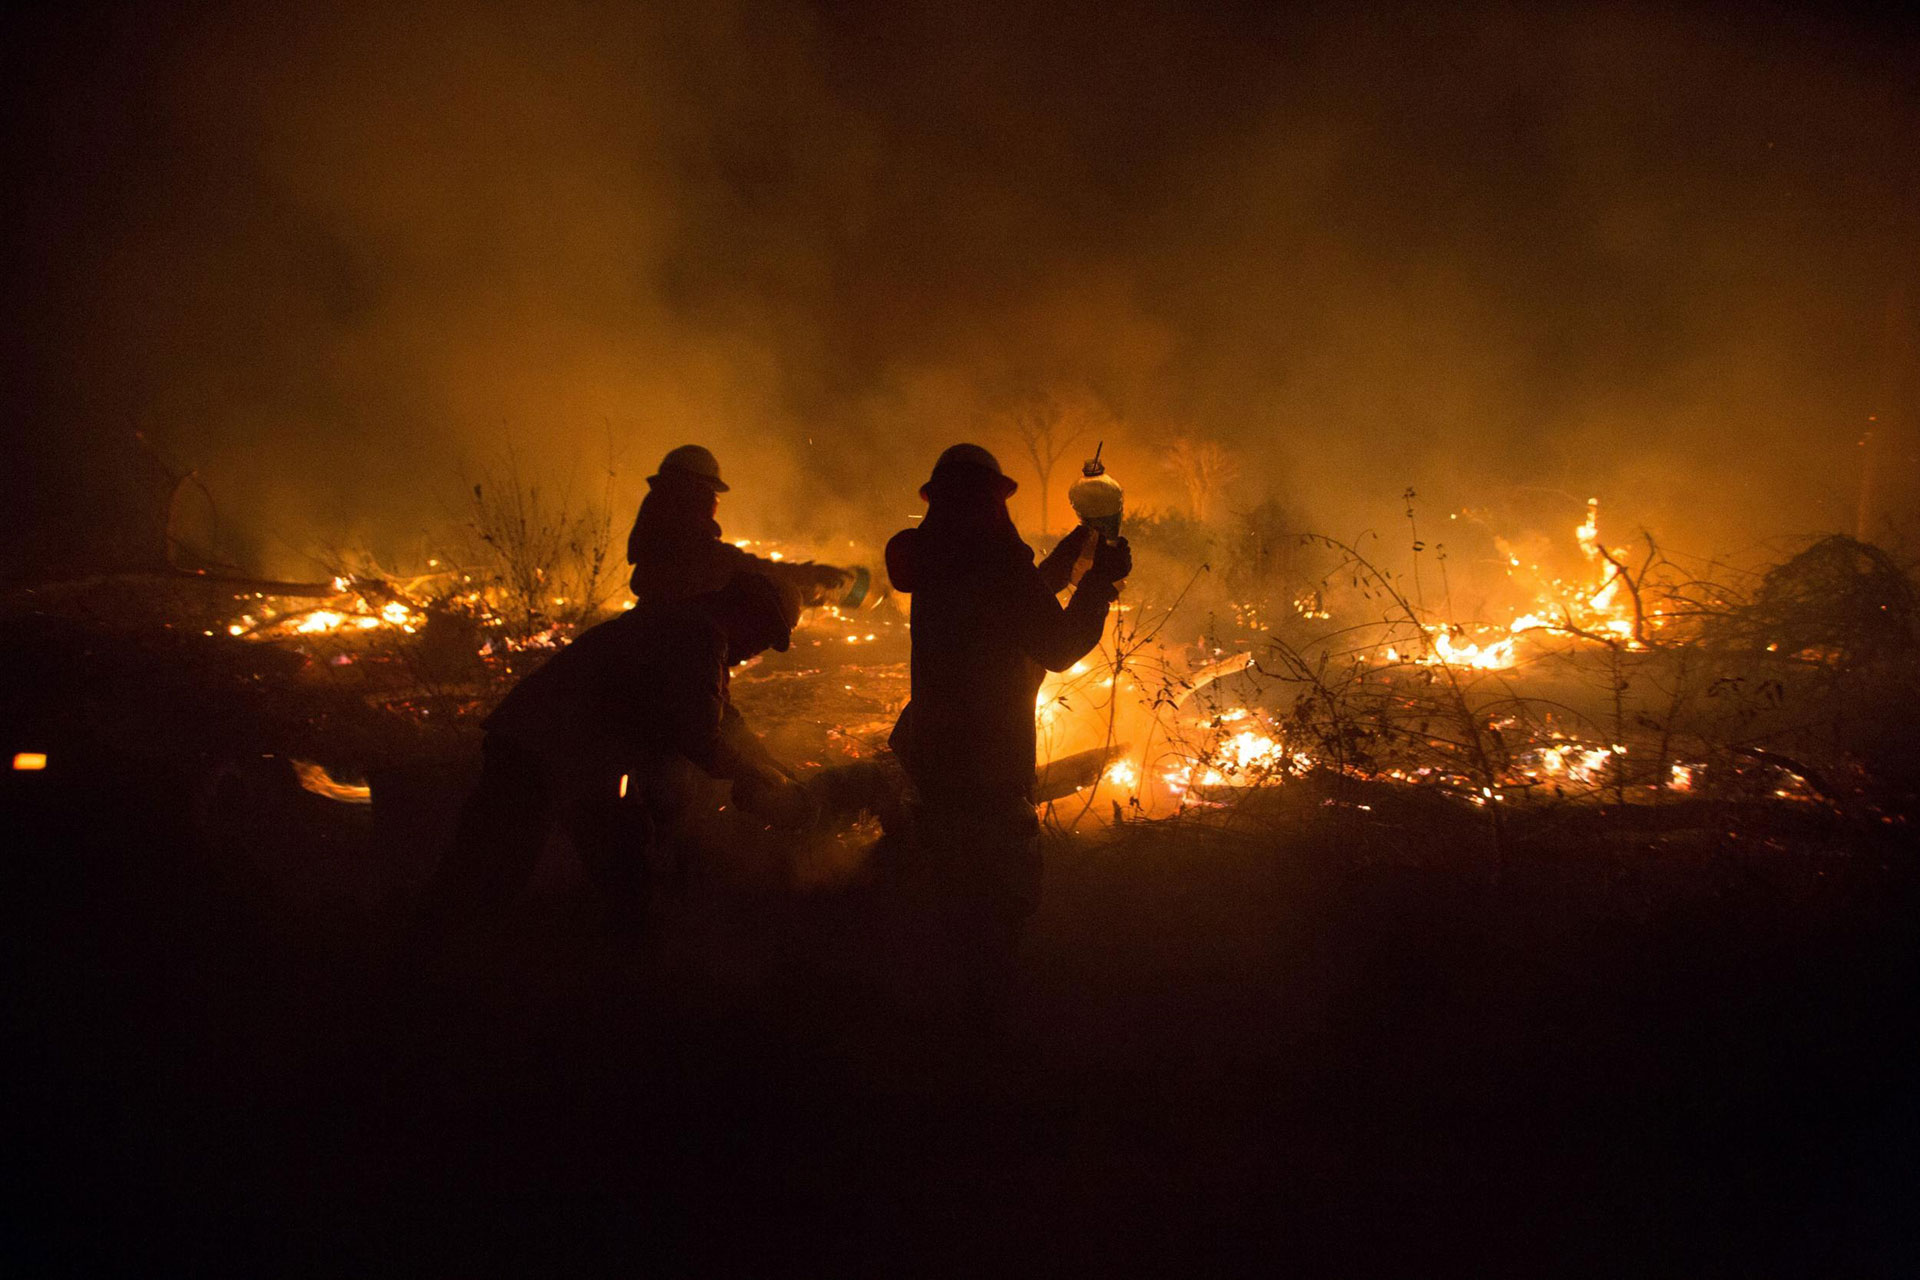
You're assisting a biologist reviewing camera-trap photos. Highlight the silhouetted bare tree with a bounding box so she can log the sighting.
[1006,390,1104,535]
[1163,437,1239,522]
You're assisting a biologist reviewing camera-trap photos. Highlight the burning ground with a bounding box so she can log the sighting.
[4,482,1919,1270]
[19,484,1908,847]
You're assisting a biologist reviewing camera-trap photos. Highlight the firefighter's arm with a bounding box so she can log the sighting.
[678,669,815,828]
[758,555,854,607]
[647,616,785,783]
[1010,559,1118,673]
[708,704,785,780]
[1036,526,1095,593]
[682,541,851,607]
[711,707,818,829]
[1012,537,1129,672]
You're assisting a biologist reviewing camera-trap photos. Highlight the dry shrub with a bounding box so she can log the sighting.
[464,447,623,640]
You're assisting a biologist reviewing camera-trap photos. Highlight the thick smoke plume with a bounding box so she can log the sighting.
[5,2,1915,580]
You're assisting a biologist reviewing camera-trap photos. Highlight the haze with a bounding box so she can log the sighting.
[5,1,1915,578]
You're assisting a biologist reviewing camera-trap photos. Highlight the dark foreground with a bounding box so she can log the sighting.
[5,787,1916,1276]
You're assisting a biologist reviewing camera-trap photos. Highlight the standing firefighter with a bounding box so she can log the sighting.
[626,444,851,608]
[885,444,1131,1007]
[428,572,811,930]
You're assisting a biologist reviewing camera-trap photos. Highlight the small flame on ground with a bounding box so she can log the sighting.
[13,752,48,771]
[1430,631,1517,670]
[1163,721,1306,794]
[291,759,372,804]
[297,611,347,634]
[1363,498,1648,673]
[1531,741,1620,785]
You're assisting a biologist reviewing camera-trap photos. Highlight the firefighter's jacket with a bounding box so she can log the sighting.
[885,510,1115,802]
[481,599,760,796]
[625,482,764,604]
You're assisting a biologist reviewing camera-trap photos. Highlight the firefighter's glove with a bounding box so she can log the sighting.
[735,771,819,831]
[1086,536,1132,588]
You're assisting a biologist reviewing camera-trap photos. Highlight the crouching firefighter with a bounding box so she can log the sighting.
[426,572,812,933]
[884,444,1131,1011]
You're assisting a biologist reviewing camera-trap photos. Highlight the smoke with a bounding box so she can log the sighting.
[5,1,1915,578]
